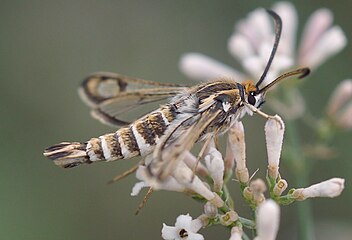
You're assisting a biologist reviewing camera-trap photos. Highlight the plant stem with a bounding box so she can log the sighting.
[238,217,256,229]
[296,174,315,240]
[285,119,315,240]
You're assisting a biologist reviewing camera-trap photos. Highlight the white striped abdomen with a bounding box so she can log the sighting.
[85,104,177,163]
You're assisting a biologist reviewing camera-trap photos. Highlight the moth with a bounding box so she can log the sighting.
[43,10,309,181]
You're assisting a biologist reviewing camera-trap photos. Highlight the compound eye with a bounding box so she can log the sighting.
[248,92,256,105]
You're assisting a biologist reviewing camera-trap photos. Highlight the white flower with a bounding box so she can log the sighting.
[225,121,249,183]
[254,200,280,240]
[297,8,347,68]
[326,79,352,129]
[204,147,224,192]
[131,165,186,196]
[250,179,267,205]
[132,161,224,207]
[183,151,209,177]
[219,210,239,226]
[179,53,245,82]
[273,179,288,196]
[264,116,285,179]
[172,161,224,207]
[293,178,345,200]
[229,226,243,240]
[337,103,352,129]
[180,2,346,85]
[162,214,204,240]
[203,201,218,218]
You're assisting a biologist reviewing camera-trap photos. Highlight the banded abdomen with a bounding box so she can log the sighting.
[44,104,177,168]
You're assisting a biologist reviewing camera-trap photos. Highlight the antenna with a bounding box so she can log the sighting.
[258,67,310,93]
[255,9,282,90]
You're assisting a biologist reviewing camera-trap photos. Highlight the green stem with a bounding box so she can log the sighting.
[238,217,256,230]
[285,119,315,240]
[242,232,250,240]
[296,174,315,240]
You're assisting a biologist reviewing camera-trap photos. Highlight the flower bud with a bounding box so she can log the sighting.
[264,116,285,179]
[250,179,267,193]
[131,166,186,196]
[204,201,218,218]
[180,53,244,81]
[225,121,249,183]
[255,200,280,240]
[326,79,352,116]
[273,179,288,196]
[229,226,243,240]
[220,210,239,226]
[204,147,224,192]
[336,103,352,129]
[253,193,266,205]
[173,162,224,207]
[183,151,209,177]
[197,214,210,227]
[235,168,250,184]
[243,186,253,200]
[293,178,345,200]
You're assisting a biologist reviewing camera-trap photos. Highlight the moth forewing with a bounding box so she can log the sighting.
[79,71,185,107]
[79,71,187,127]
[152,107,223,181]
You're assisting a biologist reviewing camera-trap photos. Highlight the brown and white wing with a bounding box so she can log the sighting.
[79,72,187,127]
[149,107,222,181]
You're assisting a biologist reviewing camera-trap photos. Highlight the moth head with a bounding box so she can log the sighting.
[240,66,310,109]
[241,80,265,108]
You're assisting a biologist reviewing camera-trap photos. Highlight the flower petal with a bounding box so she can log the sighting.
[175,214,193,230]
[245,9,273,48]
[172,161,223,206]
[229,226,243,240]
[256,200,280,240]
[264,116,285,179]
[190,219,203,233]
[326,79,352,116]
[179,53,245,82]
[187,232,204,240]
[183,151,209,177]
[135,165,186,192]
[337,102,352,129]
[273,1,298,57]
[161,224,179,240]
[228,33,254,61]
[203,202,218,218]
[204,147,224,192]
[299,26,347,68]
[243,56,263,79]
[298,8,334,64]
[294,178,345,200]
[131,181,147,196]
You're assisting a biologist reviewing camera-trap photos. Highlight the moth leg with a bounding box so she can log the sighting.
[244,102,284,129]
[107,161,142,184]
[191,136,214,181]
[135,187,154,215]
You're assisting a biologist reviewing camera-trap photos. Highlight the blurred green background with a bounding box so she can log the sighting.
[1,1,351,239]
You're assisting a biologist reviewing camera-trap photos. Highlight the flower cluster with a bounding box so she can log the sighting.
[326,79,352,130]
[180,1,347,121]
[131,116,344,239]
[180,2,346,84]
[127,2,347,239]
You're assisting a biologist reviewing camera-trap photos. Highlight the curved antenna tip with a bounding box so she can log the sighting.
[298,68,311,79]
